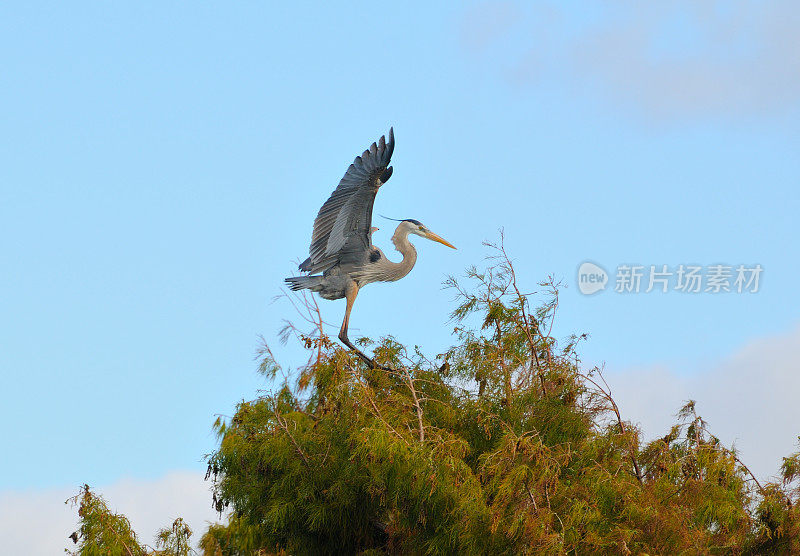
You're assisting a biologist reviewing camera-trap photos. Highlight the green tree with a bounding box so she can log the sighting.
[67,485,196,556]
[66,485,148,556]
[201,238,800,554]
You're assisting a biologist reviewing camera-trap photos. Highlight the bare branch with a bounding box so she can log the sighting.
[581,365,643,483]
[403,367,425,442]
[273,406,310,468]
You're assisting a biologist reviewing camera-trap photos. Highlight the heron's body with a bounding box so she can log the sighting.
[286,223,418,300]
[285,129,455,355]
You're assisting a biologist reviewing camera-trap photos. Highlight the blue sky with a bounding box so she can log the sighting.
[2,1,799,499]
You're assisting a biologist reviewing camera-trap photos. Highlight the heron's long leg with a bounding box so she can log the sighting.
[338,282,359,344]
[337,283,389,370]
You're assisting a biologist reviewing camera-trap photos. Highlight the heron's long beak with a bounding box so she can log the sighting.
[424,231,457,249]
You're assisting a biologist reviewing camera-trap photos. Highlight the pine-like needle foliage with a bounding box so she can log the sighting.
[66,485,148,556]
[65,485,195,556]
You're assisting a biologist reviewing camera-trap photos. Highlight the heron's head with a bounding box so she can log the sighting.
[401,219,457,249]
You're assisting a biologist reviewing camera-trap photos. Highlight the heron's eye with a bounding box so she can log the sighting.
[418,225,425,231]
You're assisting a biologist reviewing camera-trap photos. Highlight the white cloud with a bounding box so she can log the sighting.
[461,1,800,120]
[604,325,800,483]
[0,471,222,556]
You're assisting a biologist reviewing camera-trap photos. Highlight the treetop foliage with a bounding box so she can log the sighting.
[69,237,800,554]
[66,485,193,556]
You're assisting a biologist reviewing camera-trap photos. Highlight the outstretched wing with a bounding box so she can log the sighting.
[299,128,395,273]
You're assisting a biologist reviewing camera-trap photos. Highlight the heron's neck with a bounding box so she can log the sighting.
[386,226,417,281]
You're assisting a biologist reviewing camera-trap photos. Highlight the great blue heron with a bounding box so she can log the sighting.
[285,128,455,362]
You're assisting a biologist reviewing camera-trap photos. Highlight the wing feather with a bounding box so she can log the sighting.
[301,128,395,273]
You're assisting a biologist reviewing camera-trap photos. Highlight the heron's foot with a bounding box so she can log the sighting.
[337,331,357,352]
[338,333,391,371]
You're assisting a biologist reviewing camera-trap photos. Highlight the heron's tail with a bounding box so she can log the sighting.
[285,275,325,292]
